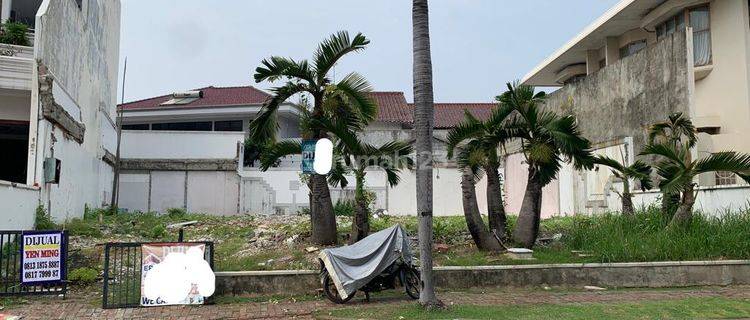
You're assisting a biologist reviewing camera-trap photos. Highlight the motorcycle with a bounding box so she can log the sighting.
[318,225,421,304]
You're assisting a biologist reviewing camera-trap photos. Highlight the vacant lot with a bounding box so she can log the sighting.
[53,206,750,275]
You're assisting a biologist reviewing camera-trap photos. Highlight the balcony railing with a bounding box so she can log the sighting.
[0,44,33,90]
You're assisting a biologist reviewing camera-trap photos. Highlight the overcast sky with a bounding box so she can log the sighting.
[118,0,619,104]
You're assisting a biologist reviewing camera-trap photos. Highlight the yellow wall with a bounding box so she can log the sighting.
[693,0,750,153]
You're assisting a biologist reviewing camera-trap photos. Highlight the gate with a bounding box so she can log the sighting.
[0,230,68,297]
[102,241,214,309]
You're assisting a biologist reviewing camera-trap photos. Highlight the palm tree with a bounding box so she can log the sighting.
[412,0,441,308]
[647,113,698,217]
[249,31,376,245]
[496,83,594,249]
[456,145,504,251]
[447,110,511,240]
[592,155,652,215]
[339,139,414,244]
[641,113,750,225]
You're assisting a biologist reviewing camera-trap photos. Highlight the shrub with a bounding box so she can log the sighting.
[166,207,188,219]
[68,267,98,284]
[65,218,102,237]
[148,224,169,240]
[34,205,57,230]
[0,21,29,46]
[333,199,355,217]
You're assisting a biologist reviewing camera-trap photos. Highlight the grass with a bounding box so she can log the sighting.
[321,297,750,320]
[62,205,750,272]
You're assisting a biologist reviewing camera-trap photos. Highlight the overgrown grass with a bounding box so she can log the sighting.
[322,297,750,320]
[63,205,750,272]
[562,205,750,262]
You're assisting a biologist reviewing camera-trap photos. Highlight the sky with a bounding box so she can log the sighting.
[118,0,620,104]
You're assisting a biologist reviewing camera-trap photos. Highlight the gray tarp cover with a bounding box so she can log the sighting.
[319,225,412,299]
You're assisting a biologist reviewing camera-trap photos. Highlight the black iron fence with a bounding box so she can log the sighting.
[102,241,214,309]
[0,230,68,297]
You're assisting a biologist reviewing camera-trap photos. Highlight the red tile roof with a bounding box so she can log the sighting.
[119,86,496,128]
[118,86,272,110]
[367,92,412,124]
[431,103,496,129]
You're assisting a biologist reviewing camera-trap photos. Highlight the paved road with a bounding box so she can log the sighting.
[4,286,750,319]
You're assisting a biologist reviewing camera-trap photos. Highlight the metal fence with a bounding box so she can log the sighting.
[0,230,68,297]
[102,241,214,309]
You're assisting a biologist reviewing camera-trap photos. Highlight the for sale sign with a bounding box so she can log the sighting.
[20,231,66,285]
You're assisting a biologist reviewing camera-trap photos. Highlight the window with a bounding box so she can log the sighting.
[619,40,647,59]
[0,121,29,183]
[715,171,737,186]
[151,121,212,131]
[656,5,711,66]
[690,6,711,66]
[214,120,243,132]
[122,124,150,130]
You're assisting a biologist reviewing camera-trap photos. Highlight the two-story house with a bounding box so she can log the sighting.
[0,0,121,229]
[117,86,497,216]
[511,0,750,217]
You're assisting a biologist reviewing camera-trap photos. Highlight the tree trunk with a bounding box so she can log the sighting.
[461,170,503,251]
[621,192,635,216]
[512,167,544,249]
[310,173,337,245]
[350,172,369,244]
[670,184,695,226]
[621,180,634,216]
[483,163,507,240]
[412,0,441,308]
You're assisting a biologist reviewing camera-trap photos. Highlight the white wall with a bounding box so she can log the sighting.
[121,131,244,159]
[633,184,750,217]
[118,170,240,215]
[0,182,39,230]
[187,171,239,215]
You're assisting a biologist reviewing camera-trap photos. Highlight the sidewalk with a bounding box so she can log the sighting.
[4,286,749,319]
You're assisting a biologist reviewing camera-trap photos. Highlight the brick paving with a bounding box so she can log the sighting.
[3,286,749,319]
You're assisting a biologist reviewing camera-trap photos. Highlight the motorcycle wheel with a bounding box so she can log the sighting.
[323,271,355,304]
[403,267,420,300]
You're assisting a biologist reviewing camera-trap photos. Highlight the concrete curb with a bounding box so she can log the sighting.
[215,260,750,295]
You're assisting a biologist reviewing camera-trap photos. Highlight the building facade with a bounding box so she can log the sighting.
[0,0,121,229]
[117,87,497,216]
[515,0,750,217]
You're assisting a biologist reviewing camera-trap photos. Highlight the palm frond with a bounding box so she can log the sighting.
[331,72,377,125]
[248,82,308,142]
[593,155,626,173]
[313,31,370,82]
[254,57,315,84]
[446,119,485,159]
[259,140,302,171]
[624,160,653,191]
[640,143,686,167]
[694,152,750,176]
[327,155,350,189]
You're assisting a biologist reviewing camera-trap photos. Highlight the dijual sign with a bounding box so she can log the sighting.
[20,231,66,285]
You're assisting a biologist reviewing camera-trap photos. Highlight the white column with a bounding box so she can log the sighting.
[605,36,620,66]
[0,0,12,22]
[586,50,601,75]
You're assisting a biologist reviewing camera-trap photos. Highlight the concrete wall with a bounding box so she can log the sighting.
[0,181,39,230]
[121,130,244,159]
[215,260,750,295]
[26,0,120,225]
[118,170,240,215]
[504,153,560,218]
[504,31,692,217]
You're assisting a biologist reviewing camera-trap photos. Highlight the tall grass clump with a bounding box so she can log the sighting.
[562,205,750,262]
